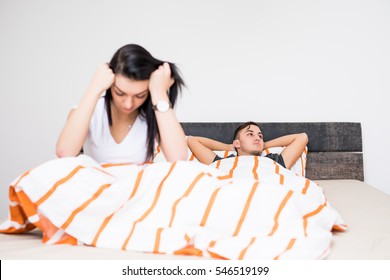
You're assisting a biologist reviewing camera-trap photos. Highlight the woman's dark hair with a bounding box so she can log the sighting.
[104,44,185,161]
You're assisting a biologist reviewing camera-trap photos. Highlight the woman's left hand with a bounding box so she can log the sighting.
[149,62,174,101]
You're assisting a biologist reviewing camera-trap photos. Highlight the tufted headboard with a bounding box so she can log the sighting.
[181,122,364,181]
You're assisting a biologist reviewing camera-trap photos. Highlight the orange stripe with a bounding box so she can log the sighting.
[274,164,284,185]
[200,188,221,226]
[302,147,308,176]
[121,163,177,250]
[303,203,326,236]
[301,179,310,194]
[268,190,293,236]
[54,234,78,245]
[189,153,195,161]
[92,166,117,178]
[101,162,133,168]
[36,165,85,206]
[61,183,111,230]
[9,186,19,203]
[39,214,78,245]
[7,187,28,226]
[16,191,38,223]
[39,214,61,243]
[91,170,144,246]
[169,172,205,227]
[208,250,229,259]
[217,157,239,180]
[0,223,36,234]
[11,170,31,189]
[5,171,33,229]
[332,224,348,231]
[252,156,259,180]
[274,238,296,260]
[300,155,304,176]
[152,145,161,161]
[91,213,114,246]
[279,174,284,185]
[223,150,229,158]
[9,205,28,225]
[153,228,163,253]
[238,237,256,260]
[174,245,204,257]
[128,170,144,200]
[233,182,259,236]
[184,233,191,243]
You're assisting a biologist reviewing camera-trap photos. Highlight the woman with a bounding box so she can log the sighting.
[56,44,187,163]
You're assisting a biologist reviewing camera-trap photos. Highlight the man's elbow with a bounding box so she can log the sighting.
[300,133,309,145]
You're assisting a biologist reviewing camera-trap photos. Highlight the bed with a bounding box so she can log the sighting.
[1,122,389,260]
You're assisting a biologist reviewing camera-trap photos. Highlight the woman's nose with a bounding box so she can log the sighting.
[124,97,133,109]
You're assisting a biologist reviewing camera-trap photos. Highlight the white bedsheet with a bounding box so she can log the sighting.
[0,155,352,259]
[0,179,389,259]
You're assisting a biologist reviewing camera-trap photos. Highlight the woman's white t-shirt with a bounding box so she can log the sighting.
[83,97,148,164]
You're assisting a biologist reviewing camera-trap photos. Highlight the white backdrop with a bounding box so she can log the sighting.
[1,0,389,219]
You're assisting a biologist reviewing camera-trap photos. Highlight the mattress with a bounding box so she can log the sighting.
[1,179,389,260]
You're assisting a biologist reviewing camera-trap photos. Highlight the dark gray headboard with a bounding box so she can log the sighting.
[181,122,364,181]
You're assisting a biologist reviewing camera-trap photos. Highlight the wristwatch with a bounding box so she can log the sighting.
[152,100,172,113]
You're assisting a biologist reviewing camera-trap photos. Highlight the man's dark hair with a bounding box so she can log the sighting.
[233,121,261,140]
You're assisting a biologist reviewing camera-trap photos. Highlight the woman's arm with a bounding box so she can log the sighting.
[56,64,114,158]
[149,63,188,162]
[187,136,233,165]
[264,133,308,169]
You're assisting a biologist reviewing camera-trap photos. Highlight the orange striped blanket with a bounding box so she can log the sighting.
[0,155,346,259]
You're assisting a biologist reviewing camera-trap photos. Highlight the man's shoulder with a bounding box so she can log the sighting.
[213,153,236,162]
[264,153,286,168]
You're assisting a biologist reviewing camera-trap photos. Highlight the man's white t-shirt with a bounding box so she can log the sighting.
[83,97,148,164]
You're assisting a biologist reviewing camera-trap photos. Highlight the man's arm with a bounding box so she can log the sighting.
[264,133,308,169]
[187,136,233,165]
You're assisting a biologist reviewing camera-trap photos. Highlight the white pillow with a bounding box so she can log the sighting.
[152,146,235,163]
[261,146,308,177]
[153,144,307,177]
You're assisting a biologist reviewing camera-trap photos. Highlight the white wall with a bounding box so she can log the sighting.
[1,0,389,219]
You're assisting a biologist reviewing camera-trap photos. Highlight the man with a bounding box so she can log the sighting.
[186,121,308,169]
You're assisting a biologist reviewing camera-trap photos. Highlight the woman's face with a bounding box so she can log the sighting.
[111,75,149,115]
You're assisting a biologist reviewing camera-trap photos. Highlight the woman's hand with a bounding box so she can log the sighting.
[149,62,174,102]
[88,63,115,96]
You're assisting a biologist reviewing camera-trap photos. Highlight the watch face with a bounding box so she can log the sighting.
[157,101,170,112]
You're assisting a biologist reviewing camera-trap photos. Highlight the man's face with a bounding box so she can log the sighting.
[233,125,264,156]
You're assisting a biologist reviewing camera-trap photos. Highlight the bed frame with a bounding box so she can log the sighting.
[181,122,364,181]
